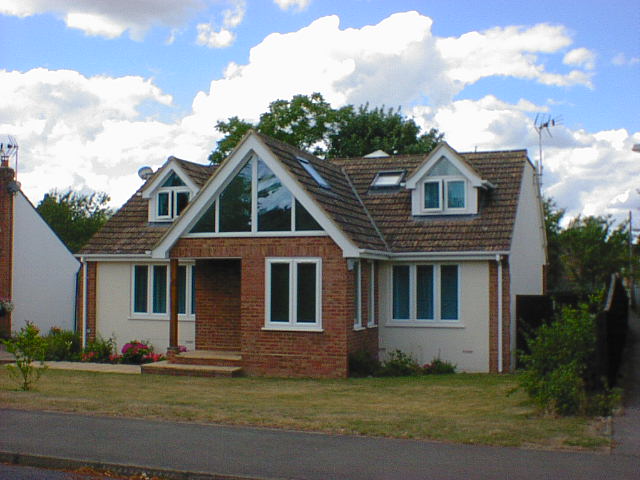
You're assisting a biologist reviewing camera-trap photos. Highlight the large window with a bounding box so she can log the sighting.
[156,172,190,220]
[190,157,322,234]
[391,264,459,323]
[132,264,195,317]
[265,258,322,330]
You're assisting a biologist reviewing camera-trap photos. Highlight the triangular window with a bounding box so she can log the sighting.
[427,157,462,177]
[161,171,186,187]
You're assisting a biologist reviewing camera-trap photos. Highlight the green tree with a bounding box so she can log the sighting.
[208,93,442,163]
[543,197,566,292]
[37,190,113,253]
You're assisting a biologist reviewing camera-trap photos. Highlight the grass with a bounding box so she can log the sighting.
[0,369,610,450]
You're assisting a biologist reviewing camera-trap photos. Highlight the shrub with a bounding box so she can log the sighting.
[43,327,81,361]
[121,340,163,364]
[423,358,457,374]
[2,322,47,390]
[348,350,381,377]
[379,349,422,377]
[82,336,116,363]
[519,304,615,416]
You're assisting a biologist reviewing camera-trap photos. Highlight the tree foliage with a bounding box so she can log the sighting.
[208,92,442,163]
[36,189,113,253]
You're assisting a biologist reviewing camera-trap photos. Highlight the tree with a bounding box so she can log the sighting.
[37,189,113,253]
[208,92,442,163]
[543,197,566,292]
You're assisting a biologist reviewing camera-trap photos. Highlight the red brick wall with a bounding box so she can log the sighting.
[76,261,97,342]
[195,259,241,351]
[0,167,14,337]
[489,257,511,373]
[171,236,374,378]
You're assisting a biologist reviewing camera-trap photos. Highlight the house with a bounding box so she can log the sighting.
[0,157,80,337]
[77,131,546,377]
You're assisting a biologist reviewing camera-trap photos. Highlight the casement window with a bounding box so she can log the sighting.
[391,264,459,323]
[265,258,322,331]
[353,260,362,329]
[132,264,195,317]
[190,156,322,234]
[421,157,467,213]
[156,172,190,221]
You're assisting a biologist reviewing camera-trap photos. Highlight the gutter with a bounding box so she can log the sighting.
[80,256,88,349]
[357,249,510,261]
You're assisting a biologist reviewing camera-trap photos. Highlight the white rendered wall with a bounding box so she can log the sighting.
[378,261,490,372]
[95,262,195,353]
[11,192,79,332]
[509,162,546,367]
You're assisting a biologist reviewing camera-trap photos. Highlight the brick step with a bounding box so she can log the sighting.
[142,361,243,378]
[170,350,242,367]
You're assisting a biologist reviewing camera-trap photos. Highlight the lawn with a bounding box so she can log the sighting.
[0,369,609,450]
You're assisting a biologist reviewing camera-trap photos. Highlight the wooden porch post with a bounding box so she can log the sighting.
[169,258,179,351]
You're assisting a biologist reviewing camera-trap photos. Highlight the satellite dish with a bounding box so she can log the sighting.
[138,166,154,180]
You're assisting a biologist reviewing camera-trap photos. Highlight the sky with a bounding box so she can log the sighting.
[0,0,638,227]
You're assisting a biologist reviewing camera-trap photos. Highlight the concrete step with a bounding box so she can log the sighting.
[170,350,242,368]
[142,360,243,378]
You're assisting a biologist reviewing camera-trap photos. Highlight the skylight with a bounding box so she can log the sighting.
[371,170,405,188]
[297,156,331,189]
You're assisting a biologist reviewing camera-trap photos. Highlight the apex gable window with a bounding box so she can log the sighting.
[391,264,459,324]
[156,172,191,221]
[132,264,195,317]
[189,156,323,235]
[265,258,322,331]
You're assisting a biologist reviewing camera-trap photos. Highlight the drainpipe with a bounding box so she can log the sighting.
[496,254,503,373]
[81,257,88,349]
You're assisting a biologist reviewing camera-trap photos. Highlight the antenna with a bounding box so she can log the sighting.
[533,114,561,186]
[137,166,154,180]
[0,134,19,175]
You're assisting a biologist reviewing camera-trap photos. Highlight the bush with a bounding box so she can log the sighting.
[121,340,164,364]
[379,350,422,377]
[423,358,456,374]
[519,304,615,416]
[43,327,81,361]
[81,336,116,363]
[2,322,47,390]
[348,351,381,377]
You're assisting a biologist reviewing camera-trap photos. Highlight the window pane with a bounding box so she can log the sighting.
[447,181,465,209]
[190,202,216,233]
[133,266,148,313]
[257,160,292,231]
[441,265,459,320]
[191,266,196,315]
[152,265,167,314]
[392,266,410,320]
[175,191,189,216]
[270,263,289,322]
[416,265,434,319]
[297,263,317,323]
[219,161,252,232]
[177,265,186,314]
[424,182,440,209]
[427,157,462,176]
[161,172,185,187]
[157,192,169,217]
[295,200,322,231]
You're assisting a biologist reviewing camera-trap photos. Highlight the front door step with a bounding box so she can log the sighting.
[142,361,243,378]
[170,350,242,368]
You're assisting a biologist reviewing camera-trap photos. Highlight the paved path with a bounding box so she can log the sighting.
[1,408,638,480]
[613,308,640,457]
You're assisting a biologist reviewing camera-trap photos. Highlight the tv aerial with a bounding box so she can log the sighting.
[533,114,561,185]
[0,134,19,174]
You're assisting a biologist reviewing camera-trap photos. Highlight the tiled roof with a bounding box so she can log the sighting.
[79,133,528,256]
[79,158,217,255]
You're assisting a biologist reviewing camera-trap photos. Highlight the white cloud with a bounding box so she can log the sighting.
[196,24,236,48]
[0,0,206,39]
[612,52,640,66]
[274,0,311,11]
[563,47,596,70]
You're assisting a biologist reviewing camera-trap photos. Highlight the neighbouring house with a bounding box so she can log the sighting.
[77,130,546,377]
[0,157,80,337]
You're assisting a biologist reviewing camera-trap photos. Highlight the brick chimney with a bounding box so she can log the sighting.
[0,164,15,337]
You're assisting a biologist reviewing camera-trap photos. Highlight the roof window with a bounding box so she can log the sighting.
[297,156,330,189]
[370,170,405,189]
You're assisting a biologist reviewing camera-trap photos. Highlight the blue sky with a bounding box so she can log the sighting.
[0,0,638,224]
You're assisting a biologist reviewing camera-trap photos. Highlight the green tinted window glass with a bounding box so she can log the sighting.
[219,162,252,232]
[157,192,169,217]
[416,265,434,320]
[257,160,291,231]
[295,200,322,231]
[441,265,459,320]
[177,265,186,314]
[152,265,167,314]
[190,202,216,233]
[424,181,440,209]
[133,266,148,313]
[392,265,410,320]
[161,172,186,187]
[270,263,289,322]
[297,263,316,323]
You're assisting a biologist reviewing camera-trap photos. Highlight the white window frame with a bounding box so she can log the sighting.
[353,260,363,330]
[156,187,191,221]
[389,263,461,327]
[367,261,376,327]
[422,177,467,213]
[130,263,195,320]
[264,257,323,332]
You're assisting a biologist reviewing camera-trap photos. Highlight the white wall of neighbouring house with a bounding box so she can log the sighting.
[509,162,547,368]
[378,261,490,372]
[11,191,80,333]
[95,262,195,353]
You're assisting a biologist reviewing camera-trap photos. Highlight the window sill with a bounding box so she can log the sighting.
[352,325,366,332]
[367,323,378,329]
[386,321,464,329]
[262,325,324,333]
[129,316,196,323]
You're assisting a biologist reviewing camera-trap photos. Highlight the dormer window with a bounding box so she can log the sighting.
[156,172,190,221]
[421,158,467,213]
